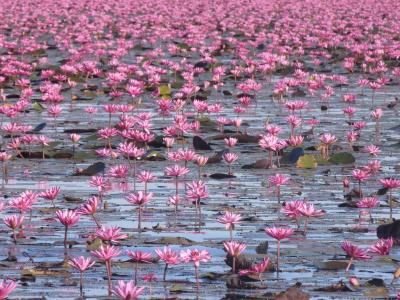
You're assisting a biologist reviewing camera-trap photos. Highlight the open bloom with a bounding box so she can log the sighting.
[39,186,60,202]
[352,169,370,182]
[341,241,371,260]
[68,256,95,272]
[137,170,156,184]
[379,178,400,189]
[265,226,293,240]
[320,133,337,145]
[95,226,128,243]
[224,137,238,148]
[364,145,381,156]
[155,246,180,265]
[91,244,121,261]
[281,200,304,220]
[341,241,371,272]
[79,196,100,215]
[268,174,290,187]
[369,238,393,256]
[239,257,270,281]
[126,250,152,263]
[164,165,190,177]
[223,241,246,257]
[180,248,212,267]
[298,202,325,218]
[217,211,242,231]
[223,152,238,164]
[113,280,145,300]
[155,246,180,281]
[0,279,17,299]
[56,209,80,227]
[3,215,24,230]
[186,181,208,201]
[356,197,379,209]
[223,241,246,273]
[126,191,153,206]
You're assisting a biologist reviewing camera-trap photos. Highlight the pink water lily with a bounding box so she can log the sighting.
[341,241,371,272]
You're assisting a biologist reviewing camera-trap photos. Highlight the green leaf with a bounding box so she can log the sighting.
[144,151,166,161]
[29,48,47,57]
[82,134,99,142]
[314,154,330,165]
[169,284,187,293]
[32,102,44,112]
[328,152,355,164]
[158,84,171,97]
[83,90,97,98]
[87,238,103,251]
[22,268,70,277]
[171,81,184,89]
[296,155,317,169]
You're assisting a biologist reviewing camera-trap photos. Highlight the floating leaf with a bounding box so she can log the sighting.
[31,122,47,133]
[32,102,44,112]
[83,90,97,98]
[297,155,317,169]
[22,268,70,277]
[377,187,388,196]
[207,149,229,164]
[171,81,184,89]
[82,133,99,142]
[314,154,330,165]
[74,162,106,176]
[242,159,271,169]
[30,48,46,57]
[209,173,236,179]
[145,236,195,245]
[288,147,304,163]
[169,284,187,293]
[73,151,97,160]
[196,115,213,125]
[144,151,166,161]
[363,287,388,298]
[316,260,350,270]
[87,238,103,251]
[193,136,212,150]
[328,152,355,164]
[158,84,171,97]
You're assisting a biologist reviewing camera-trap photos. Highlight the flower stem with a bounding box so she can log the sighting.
[105,260,112,296]
[64,226,68,249]
[163,263,168,281]
[345,257,353,273]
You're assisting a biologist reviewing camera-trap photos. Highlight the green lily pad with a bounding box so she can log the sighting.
[82,134,99,142]
[73,151,96,160]
[158,84,171,98]
[170,284,188,293]
[87,238,103,251]
[171,81,184,89]
[83,90,97,98]
[314,154,330,165]
[30,48,47,57]
[144,151,166,161]
[32,102,44,112]
[328,152,355,164]
[297,155,317,169]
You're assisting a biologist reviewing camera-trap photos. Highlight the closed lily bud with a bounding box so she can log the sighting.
[349,277,360,288]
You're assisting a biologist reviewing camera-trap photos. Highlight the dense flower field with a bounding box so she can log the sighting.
[0,0,400,298]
